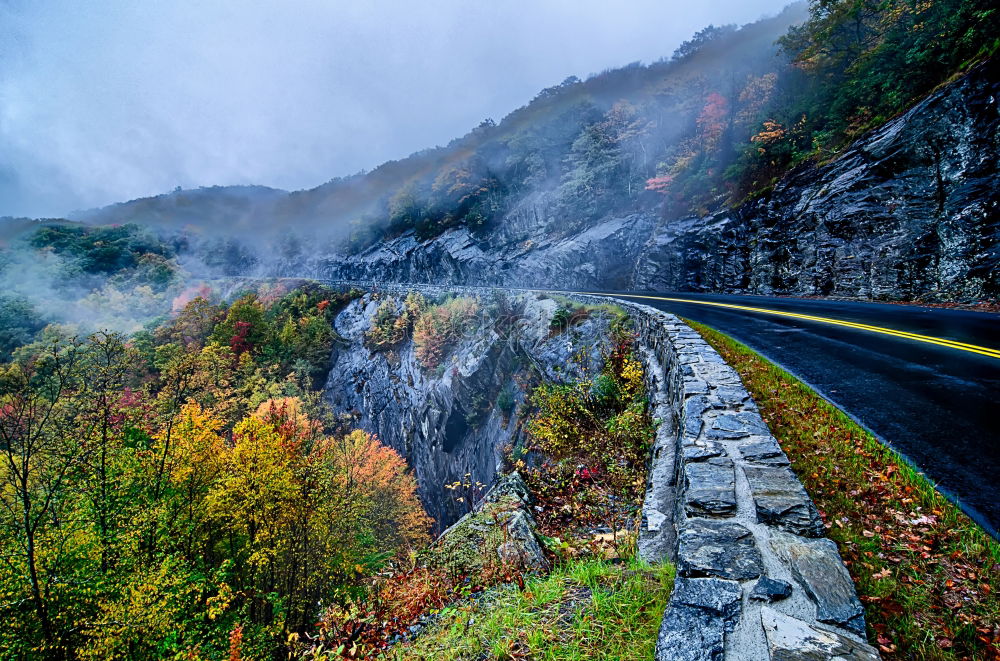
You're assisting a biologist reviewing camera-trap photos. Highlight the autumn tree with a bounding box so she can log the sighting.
[560,101,652,219]
[75,332,147,574]
[696,92,730,153]
[157,295,222,349]
[0,338,84,657]
[210,294,271,358]
[207,415,298,624]
[330,429,431,554]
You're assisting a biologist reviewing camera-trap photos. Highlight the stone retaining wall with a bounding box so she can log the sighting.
[616,300,880,661]
[325,282,879,660]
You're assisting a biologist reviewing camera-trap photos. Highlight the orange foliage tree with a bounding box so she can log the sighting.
[199,399,431,632]
[696,92,730,152]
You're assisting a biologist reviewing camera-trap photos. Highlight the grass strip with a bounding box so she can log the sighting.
[391,556,674,660]
[688,320,1000,660]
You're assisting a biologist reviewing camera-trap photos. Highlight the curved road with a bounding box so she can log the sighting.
[586,291,1000,538]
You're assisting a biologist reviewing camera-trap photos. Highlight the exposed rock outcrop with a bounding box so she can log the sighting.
[323,212,657,291]
[432,472,550,575]
[635,61,1000,302]
[324,63,999,303]
[323,289,613,528]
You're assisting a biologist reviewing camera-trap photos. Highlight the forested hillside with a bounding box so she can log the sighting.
[65,0,996,256]
[0,281,438,657]
[0,280,666,659]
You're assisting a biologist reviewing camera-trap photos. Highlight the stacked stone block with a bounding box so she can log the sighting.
[621,302,880,661]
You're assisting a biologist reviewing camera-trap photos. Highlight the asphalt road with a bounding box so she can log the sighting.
[592,291,1000,538]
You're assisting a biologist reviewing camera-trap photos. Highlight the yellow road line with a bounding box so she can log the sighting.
[577,292,1000,360]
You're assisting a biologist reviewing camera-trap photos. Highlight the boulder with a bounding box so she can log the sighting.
[496,509,549,571]
[477,471,532,510]
[434,472,550,574]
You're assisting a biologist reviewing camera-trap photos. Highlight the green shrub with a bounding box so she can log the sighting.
[549,306,572,332]
[365,292,427,352]
[590,373,620,407]
[497,384,516,417]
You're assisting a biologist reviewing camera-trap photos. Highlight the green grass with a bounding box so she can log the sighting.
[391,555,674,660]
[688,320,1000,660]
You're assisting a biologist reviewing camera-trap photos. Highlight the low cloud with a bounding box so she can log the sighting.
[1,0,789,218]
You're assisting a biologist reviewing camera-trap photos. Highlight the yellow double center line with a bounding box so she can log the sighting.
[579,293,1000,360]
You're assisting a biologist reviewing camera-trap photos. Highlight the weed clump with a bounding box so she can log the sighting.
[521,324,654,545]
[413,297,479,369]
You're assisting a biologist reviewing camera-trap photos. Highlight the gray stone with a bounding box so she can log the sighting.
[497,509,550,571]
[744,465,825,537]
[476,471,532,511]
[677,350,703,364]
[705,411,770,440]
[684,412,704,440]
[709,384,752,408]
[683,378,711,396]
[771,532,866,635]
[683,440,727,462]
[685,458,737,517]
[740,437,791,467]
[750,577,793,602]
[684,395,710,438]
[691,362,743,386]
[761,607,880,661]
[655,578,742,661]
[679,519,764,580]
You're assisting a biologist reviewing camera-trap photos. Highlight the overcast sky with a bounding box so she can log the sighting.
[0,0,789,218]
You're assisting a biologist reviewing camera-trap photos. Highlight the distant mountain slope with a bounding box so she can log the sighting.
[71,185,287,233]
[73,5,807,246]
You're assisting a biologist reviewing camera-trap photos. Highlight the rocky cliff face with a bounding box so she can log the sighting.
[322,211,657,291]
[324,291,612,529]
[324,63,998,302]
[636,61,1000,301]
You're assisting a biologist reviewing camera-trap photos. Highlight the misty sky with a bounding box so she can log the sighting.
[0,0,789,218]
